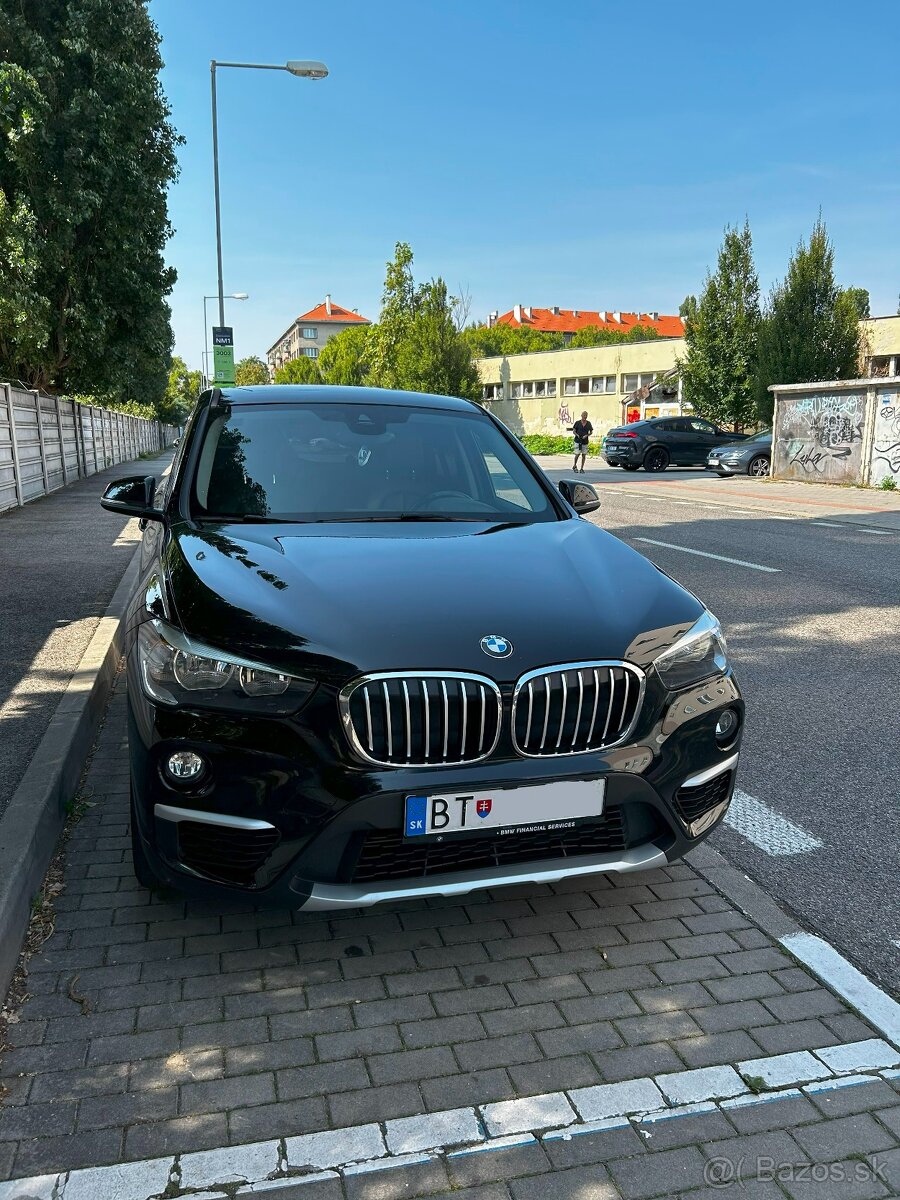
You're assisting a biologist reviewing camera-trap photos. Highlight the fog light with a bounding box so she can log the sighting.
[165,750,205,781]
[715,709,739,745]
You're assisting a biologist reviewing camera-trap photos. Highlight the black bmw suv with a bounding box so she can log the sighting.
[101,385,743,910]
[603,416,748,472]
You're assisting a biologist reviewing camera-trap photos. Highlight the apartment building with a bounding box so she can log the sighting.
[267,296,370,375]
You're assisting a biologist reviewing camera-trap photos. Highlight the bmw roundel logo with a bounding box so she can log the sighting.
[481,634,513,658]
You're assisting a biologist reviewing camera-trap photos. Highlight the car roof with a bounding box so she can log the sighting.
[214,384,480,413]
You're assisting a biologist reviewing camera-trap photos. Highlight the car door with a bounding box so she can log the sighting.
[684,418,719,464]
[661,419,693,465]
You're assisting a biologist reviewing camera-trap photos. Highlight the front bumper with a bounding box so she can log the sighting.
[707,457,746,475]
[127,651,743,909]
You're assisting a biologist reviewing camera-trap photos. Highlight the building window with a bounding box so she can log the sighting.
[302,327,317,339]
[589,376,615,394]
[303,347,319,359]
[563,378,592,396]
[482,383,504,400]
[621,372,658,394]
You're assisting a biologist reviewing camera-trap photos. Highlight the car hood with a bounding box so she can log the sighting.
[164,519,703,683]
[713,439,770,456]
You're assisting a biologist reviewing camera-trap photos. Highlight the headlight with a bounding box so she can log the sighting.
[136,620,314,714]
[653,611,728,690]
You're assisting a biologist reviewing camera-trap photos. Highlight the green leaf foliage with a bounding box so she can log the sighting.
[367,243,480,400]
[844,287,870,320]
[520,434,602,457]
[0,1,181,411]
[755,219,861,422]
[234,356,270,386]
[460,324,565,358]
[317,325,371,386]
[680,221,760,428]
[163,356,202,425]
[274,356,321,384]
[568,324,661,349]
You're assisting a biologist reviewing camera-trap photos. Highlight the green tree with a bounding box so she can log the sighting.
[568,324,661,349]
[273,356,321,384]
[0,1,180,409]
[317,325,371,386]
[679,294,699,329]
[460,324,564,358]
[367,243,479,399]
[755,219,861,421]
[396,279,480,401]
[162,356,201,425]
[679,221,761,429]
[234,356,270,386]
[844,287,870,320]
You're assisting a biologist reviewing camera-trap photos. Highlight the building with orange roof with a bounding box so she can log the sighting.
[267,296,370,375]
[489,304,684,341]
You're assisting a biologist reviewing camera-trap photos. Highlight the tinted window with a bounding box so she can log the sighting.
[191,403,555,523]
[689,419,716,433]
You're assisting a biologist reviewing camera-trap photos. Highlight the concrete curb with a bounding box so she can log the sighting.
[0,545,141,999]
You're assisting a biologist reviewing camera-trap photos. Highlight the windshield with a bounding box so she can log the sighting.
[191,402,557,523]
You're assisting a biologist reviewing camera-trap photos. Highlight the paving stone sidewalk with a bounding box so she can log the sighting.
[1,673,899,1198]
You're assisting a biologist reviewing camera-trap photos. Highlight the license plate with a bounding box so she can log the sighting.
[708,459,720,466]
[403,780,605,840]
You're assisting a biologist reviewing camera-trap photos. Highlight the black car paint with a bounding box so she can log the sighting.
[603,417,748,471]
[110,385,743,905]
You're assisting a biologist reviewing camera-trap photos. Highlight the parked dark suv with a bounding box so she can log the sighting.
[100,385,742,909]
[603,417,748,472]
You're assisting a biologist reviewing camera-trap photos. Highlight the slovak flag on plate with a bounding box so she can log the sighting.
[476,798,492,818]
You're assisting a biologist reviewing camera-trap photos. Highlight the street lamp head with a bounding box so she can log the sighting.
[286,60,329,79]
[231,292,249,300]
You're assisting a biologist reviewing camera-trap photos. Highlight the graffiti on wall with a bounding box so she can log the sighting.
[871,392,900,486]
[558,402,571,428]
[774,391,866,484]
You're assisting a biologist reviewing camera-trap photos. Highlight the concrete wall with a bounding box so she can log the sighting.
[0,384,177,515]
[870,387,900,486]
[477,338,684,435]
[771,378,900,487]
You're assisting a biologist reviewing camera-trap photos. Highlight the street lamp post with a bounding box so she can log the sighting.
[209,58,328,380]
[203,292,248,388]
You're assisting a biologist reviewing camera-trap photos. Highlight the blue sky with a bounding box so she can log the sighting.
[154,0,900,370]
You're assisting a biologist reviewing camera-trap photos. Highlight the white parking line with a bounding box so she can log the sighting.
[862,528,895,536]
[781,932,900,1047]
[810,521,845,528]
[724,790,823,855]
[634,538,781,573]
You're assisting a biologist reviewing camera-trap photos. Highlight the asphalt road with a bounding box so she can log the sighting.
[543,460,900,998]
[0,452,172,816]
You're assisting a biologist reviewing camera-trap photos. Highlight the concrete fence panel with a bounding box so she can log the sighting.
[870,388,900,487]
[0,382,176,515]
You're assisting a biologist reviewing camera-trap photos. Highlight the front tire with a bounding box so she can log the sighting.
[748,454,770,478]
[130,785,160,891]
[643,447,670,472]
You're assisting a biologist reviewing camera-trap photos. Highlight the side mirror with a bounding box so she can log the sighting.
[173,437,180,447]
[558,478,600,515]
[100,475,165,522]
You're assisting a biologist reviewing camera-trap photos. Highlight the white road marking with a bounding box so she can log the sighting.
[634,538,781,573]
[781,932,900,1048]
[862,528,895,535]
[810,521,845,528]
[724,790,822,855]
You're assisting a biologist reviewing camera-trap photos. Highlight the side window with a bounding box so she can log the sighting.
[690,419,716,433]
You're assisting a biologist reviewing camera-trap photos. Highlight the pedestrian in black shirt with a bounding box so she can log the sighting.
[571,411,593,473]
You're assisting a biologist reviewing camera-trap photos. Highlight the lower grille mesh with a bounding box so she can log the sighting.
[674,770,732,826]
[178,822,280,886]
[348,809,628,884]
